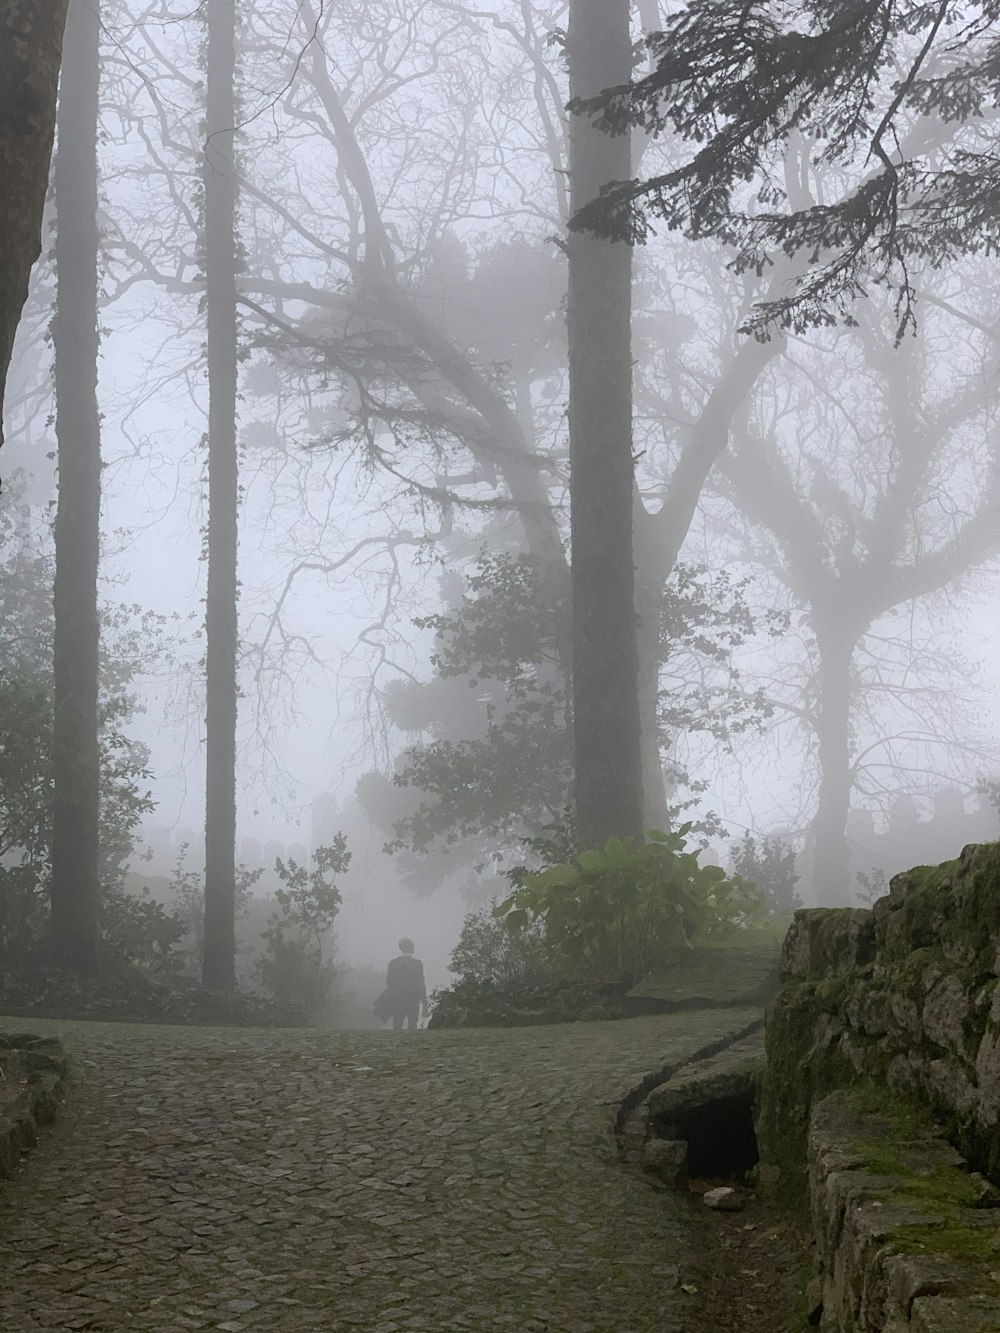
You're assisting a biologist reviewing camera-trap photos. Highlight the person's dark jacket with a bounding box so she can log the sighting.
[386,953,426,1004]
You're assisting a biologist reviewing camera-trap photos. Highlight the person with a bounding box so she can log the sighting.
[384,937,427,1031]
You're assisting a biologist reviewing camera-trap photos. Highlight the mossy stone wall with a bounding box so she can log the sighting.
[756,842,1000,1204]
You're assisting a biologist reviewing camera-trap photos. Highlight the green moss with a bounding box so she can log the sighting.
[758,844,1000,1212]
[816,1087,1000,1286]
[840,1081,942,1137]
[756,983,863,1206]
[882,843,1000,971]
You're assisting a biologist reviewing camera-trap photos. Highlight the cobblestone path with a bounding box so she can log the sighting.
[0,1010,760,1332]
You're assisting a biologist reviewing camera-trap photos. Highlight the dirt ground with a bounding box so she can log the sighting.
[675,1178,814,1333]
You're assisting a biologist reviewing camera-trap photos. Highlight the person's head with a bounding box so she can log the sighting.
[398,937,415,955]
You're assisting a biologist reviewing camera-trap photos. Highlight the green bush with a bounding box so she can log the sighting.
[255,838,348,1020]
[99,886,187,980]
[447,900,555,987]
[427,975,629,1029]
[494,826,764,987]
[731,831,802,917]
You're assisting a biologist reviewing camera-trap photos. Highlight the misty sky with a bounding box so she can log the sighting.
[7,0,1000,909]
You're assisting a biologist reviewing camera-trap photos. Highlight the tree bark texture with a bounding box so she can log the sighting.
[634,508,670,830]
[0,0,69,439]
[202,0,239,991]
[567,0,643,848]
[50,0,100,975]
[811,630,854,907]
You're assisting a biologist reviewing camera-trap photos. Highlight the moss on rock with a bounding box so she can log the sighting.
[758,844,1000,1210]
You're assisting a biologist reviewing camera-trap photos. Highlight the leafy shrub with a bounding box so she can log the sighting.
[494,826,764,987]
[855,866,889,906]
[0,863,48,968]
[164,845,262,982]
[730,831,802,918]
[99,886,187,980]
[255,838,348,1019]
[427,975,629,1029]
[447,900,554,987]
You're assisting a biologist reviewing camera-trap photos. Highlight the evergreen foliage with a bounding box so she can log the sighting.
[367,551,778,878]
[494,826,764,987]
[0,484,161,969]
[572,0,1000,336]
[731,831,802,918]
[255,838,349,1018]
[447,902,553,988]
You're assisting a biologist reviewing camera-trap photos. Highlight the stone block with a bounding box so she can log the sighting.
[844,985,892,1038]
[640,1137,687,1189]
[646,1030,764,1125]
[0,1032,66,1181]
[976,1031,1000,1123]
[909,1294,1000,1331]
[780,908,875,982]
[922,973,970,1050]
[702,1185,743,1211]
[883,1253,974,1316]
[926,1058,977,1114]
[804,1088,1000,1332]
[888,990,923,1042]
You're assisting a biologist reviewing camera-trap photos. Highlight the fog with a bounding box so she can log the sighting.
[5,0,1000,1003]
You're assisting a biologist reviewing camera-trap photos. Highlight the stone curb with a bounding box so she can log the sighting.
[0,1032,67,1184]
[645,1028,766,1124]
[612,1014,764,1133]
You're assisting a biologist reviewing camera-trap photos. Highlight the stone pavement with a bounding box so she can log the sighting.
[0,1010,761,1332]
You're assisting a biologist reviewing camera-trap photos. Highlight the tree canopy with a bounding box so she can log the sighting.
[573,0,1000,337]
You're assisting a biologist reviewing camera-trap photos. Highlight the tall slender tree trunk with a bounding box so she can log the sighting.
[202,0,239,991]
[634,509,670,830]
[50,0,101,975]
[0,0,69,435]
[811,631,855,907]
[566,0,643,848]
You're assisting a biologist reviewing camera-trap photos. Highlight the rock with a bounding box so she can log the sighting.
[780,908,875,982]
[969,1172,1000,1208]
[908,1294,1000,1332]
[887,989,923,1042]
[0,1033,67,1181]
[921,973,969,1050]
[806,1089,1000,1333]
[640,1137,687,1189]
[757,1162,781,1192]
[975,1030,1000,1119]
[702,1186,743,1211]
[805,1274,824,1325]
[844,986,892,1038]
[883,1253,974,1313]
[646,1030,764,1124]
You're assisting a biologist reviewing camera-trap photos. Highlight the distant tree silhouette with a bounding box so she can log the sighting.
[50,0,101,975]
[202,0,240,991]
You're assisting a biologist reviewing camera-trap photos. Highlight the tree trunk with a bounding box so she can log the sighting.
[811,631,854,907]
[202,0,239,991]
[0,0,69,437]
[634,505,671,829]
[567,0,643,848]
[50,0,100,975]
